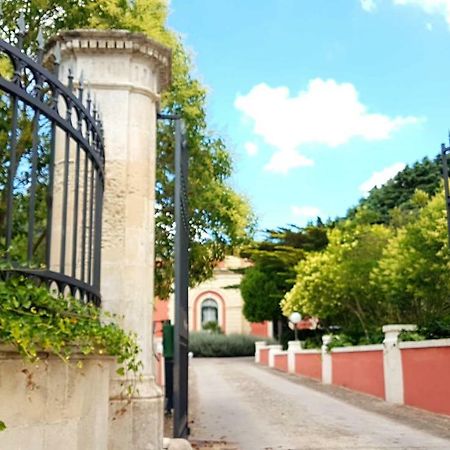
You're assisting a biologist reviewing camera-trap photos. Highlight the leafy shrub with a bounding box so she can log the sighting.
[0,275,142,377]
[202,321,223,334]
[189,331,275,357]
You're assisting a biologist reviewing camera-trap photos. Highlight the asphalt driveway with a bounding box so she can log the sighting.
[189,357,450,450]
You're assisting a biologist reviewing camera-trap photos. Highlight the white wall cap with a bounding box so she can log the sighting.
[399,338,450,349]
[293,349,321,355]
[272,350,288,356]
[331,344,384,353]
[382,324,417,333]
[288,340,302,351]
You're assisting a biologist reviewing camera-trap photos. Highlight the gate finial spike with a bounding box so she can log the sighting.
[37,28,44,51]
[68,66,74,90]
[54,41,61,65]
[17,11,25,35]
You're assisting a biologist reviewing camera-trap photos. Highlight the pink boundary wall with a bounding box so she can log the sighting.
[402,346,450,415]
[255,335,450,417]
[295,353,321,380]
[274,353,288,372]
[260,348,270,366]
[332,350,385,399]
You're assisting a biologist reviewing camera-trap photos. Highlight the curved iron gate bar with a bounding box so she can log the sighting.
[0,78,104,177]
[0,35,105,306]
[0,39,105,177]
[0,268,101,306]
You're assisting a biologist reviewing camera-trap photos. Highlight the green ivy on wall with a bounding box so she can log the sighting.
[0,274,143,432]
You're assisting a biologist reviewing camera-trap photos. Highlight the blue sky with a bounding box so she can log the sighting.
[167,0,450,232]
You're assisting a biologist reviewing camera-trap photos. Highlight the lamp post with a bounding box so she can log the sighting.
[289,312,302,341]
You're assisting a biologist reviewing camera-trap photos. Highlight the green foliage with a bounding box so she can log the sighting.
[282,216,392,339]
[189,332,274,357]
[240,224,327,325]
[0,276,142,377]
[399,330,426,342]
[0,420,5,431]
[348,157,441,225]
[241,266,279,323]
[371,192,450,328]
[0,0,255,299]
[202,321,222,334]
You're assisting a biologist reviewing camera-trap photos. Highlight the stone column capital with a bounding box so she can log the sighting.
[46,29,171,95]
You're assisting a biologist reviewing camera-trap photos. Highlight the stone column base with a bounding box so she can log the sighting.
[109,378,164,450]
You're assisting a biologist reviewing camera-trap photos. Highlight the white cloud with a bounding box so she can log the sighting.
[291,206,321,218]
[360,0,377,12]
[234,79,421,174]
[359,162,406,195]
[264,150,313,174]
[244,142,258,156]
[394,0,450,24]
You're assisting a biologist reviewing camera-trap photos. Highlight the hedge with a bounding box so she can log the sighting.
[189,332,274,357]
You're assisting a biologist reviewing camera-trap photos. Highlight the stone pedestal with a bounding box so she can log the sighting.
[383,324,417,404]
[267,344,283,368]
[287,340,301,374]
[254,341,267,364]
[321,335,332,384]
[48,30,171,450]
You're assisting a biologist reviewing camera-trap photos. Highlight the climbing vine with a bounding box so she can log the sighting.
[0,274,143,428]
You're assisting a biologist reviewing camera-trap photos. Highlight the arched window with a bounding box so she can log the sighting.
[201,298,218,326]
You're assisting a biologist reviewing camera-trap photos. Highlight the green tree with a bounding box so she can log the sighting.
[347,157,442,225]
[282,216,392,339]
[240,224,327,340]
[0,0,254,296]
[371,191,450,333]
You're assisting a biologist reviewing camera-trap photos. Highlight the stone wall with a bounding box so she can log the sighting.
[0,347,112,450]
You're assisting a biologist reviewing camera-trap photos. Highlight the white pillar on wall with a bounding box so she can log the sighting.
[287,340,301,374]
[267,344,283,368]
[383,324,416,404]
[48,29,171,450]
[321,335,332,385]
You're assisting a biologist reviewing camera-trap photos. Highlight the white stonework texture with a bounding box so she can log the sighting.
[0,347,113,450]
[47,29,171,450]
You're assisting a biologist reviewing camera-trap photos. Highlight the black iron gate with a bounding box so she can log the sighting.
[441,140,450,248]
[174,118,189,439]
[157,113,189,439]
[0,18,105,304]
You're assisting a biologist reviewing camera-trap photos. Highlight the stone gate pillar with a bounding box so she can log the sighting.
[48,30,171,450]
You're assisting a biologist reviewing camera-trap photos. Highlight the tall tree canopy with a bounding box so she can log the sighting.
[0,0,254,298]
[371,191,450,331]
[282,215,392,338]
[347,156,442,225]
[240,223,327,326]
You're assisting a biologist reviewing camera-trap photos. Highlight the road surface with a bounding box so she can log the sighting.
[189,357,450,450]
